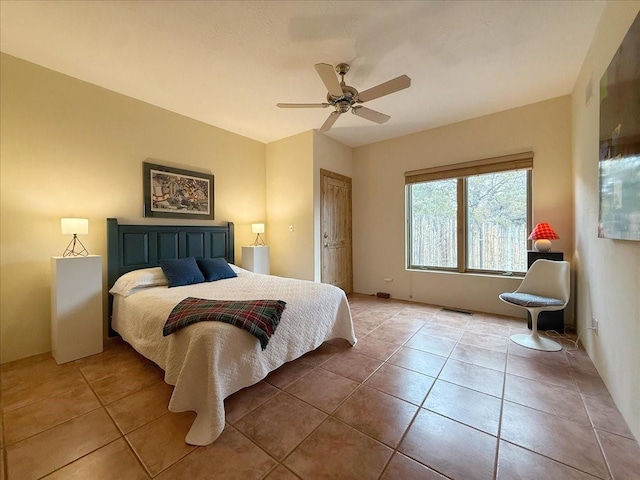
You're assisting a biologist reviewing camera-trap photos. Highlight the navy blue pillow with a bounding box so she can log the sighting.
[158,257,205,287]
[197,258,237,282]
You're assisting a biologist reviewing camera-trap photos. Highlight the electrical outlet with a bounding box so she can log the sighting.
[592,316,599,335]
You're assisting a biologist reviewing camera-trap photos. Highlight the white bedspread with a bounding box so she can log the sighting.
[111,267,356,445]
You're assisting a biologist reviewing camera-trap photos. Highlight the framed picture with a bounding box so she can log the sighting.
[143,162,214,220]
[597,13,640,241]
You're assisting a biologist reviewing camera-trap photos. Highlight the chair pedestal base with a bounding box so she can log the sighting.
[510,333,562,352]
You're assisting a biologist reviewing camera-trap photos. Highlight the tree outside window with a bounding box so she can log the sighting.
[408,169,530,274]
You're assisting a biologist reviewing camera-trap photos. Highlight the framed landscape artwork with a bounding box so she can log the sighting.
[143,162,214,220]
[598,12,640,241]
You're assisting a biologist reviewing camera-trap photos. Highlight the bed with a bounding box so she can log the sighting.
[106,218,356,445]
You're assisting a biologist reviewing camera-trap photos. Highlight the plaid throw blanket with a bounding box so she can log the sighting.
[163,297,286,350]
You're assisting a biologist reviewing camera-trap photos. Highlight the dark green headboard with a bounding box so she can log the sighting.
[107,218,235,290]
[106,218,234,330]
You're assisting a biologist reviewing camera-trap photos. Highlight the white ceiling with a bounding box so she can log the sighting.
[0,0,605,148]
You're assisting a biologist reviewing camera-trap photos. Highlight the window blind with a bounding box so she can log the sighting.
[404,151,534,185]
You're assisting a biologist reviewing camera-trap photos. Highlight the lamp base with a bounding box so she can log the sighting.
[251,233,265,246]
[534,239,552,252]
[63,235,89,257]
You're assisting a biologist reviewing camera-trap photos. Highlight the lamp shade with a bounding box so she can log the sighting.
[251,223,265,234]
[61,218,89,235]
[528,223,559,240]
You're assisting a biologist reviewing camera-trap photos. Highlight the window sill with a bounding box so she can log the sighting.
[406,268,525,279]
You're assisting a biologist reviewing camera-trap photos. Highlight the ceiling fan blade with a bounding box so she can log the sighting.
[319,111,341,132]
[352,106,390,124]
[357,74,411,103]
[276,103,330,108]
[315,63,343,98]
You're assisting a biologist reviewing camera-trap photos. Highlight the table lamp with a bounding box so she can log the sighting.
[528,222,559,252]
[251,223,265,246]
[61,218,89,257]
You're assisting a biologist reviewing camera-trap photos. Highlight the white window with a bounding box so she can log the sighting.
[406,153,533,274]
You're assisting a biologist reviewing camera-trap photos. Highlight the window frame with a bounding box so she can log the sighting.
[405,152,533,276]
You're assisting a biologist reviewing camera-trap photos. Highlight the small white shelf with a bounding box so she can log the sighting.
[242,246,270,274]
[50,255,103,364]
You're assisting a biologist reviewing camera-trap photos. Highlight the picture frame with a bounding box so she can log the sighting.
[143,162,214,220]
[597,13,640,241]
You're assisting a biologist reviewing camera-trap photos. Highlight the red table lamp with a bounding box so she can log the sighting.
[528,223,559,252]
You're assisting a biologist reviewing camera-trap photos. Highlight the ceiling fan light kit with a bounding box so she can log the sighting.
[277,62,411,132]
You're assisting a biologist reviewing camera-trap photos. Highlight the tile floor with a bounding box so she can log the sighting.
[1,294,639,479]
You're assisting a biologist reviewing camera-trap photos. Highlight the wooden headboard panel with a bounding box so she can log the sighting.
[107,218,235,291]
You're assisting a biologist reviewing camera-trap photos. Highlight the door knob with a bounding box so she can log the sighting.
[324,242,329,247]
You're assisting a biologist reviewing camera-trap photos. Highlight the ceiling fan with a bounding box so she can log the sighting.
[277,63,411,132]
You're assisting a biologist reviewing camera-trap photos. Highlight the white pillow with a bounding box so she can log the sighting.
[109,267,168,297]
[230,264,246,274]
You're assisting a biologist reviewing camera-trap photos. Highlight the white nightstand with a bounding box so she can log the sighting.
[50,255,103,364]
[242,246,270,274]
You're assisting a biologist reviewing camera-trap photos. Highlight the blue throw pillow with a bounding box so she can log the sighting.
[197,258,237,282]
[158,257,205,287]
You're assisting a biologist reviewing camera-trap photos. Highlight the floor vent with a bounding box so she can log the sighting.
[441,307,473,316]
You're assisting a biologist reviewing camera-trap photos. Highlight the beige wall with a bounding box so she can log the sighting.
[352,96,574,318]
[312,131,354,282]
[0,54,266,363]
[571,1,640,441]
[265,131,353,283]
[265,131,314,280]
